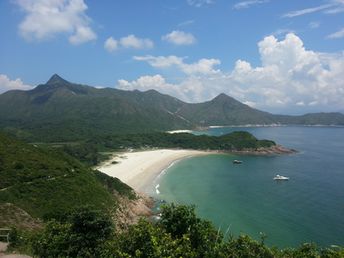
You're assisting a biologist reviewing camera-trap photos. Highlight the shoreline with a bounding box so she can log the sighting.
[97,146,295,194]
[97,149,213,193]
[228,145,297,155]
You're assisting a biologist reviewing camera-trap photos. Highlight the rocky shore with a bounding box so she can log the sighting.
[230,144,297,155]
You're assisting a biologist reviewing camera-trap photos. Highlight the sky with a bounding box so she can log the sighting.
[0,0,344,114]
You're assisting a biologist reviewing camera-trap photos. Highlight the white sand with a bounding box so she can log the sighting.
[167,130,193,134]
[97,149,210,193]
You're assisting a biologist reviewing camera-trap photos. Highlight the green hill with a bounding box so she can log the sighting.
[177,93,276,125]
[0,74,343,142]
[0,132,134,228]
[0,74,191,141]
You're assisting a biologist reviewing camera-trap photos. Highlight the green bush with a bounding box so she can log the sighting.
[26,204,344,258]
[32,207,113,257]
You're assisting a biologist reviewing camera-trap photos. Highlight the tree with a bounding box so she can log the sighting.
[159,204,223,257]
[32,206,113,257]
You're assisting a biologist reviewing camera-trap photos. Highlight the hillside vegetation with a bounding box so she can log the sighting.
[10,204,344,257]
[0,132,135,227]
[61,131,276,166]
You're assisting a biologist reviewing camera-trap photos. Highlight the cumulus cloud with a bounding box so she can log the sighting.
[162,30,196,45]
[133,55,220,75]
[104,37,118,52]
[119,33,344,113]
[117,75,213,102]
[15,0,96,44]
[104,35,153,52]
[118,75,173,93]
[233,0,269,10]
[224,33,344,111]
[0,74,32,94]
[120,35,154,49]
[69,26,96,45]
[187,0,214,7]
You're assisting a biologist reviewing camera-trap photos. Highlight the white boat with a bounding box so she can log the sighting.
[273,174,289,180]
[233,160,243,164]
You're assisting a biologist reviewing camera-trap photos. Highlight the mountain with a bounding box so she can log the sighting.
[0,74,343,142]
[0,74,191,141]
[0,131,135,228]
[176,93,276,125]
[177,93,344,126]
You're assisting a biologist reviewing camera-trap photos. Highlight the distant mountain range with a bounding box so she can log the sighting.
[0,74,343,141]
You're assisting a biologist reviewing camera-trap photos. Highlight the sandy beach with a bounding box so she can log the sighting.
[97,149,210,193]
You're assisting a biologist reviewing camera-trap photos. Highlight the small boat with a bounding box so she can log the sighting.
[273,174,289,180]
[233,160,243,164]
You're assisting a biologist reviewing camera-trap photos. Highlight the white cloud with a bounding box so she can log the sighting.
[119,34,154,49]
[133,55,184,68]
[117,75,213,102]
[226,33,344,111]
[283,4,333,17]
[104,37,118,52]
[104,35,154,52]
[324,0,344,14]
[0,74,32,94]
[178,20,195,27]
[15,0,96,44]
[182,59,221,74]
[118,75,173,92]
[162,30,196,45]
[69,26,96,45]
[133,55,220,75]
[272,28,295,37]
[324,6,344,14]
[120,33,344,113]
[327,27,344,39]
[309,21,320,29]
[187,0,214,7]
[233,0,269,10]
[283,1,344,18]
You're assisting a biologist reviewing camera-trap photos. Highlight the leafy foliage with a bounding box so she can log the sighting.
[62,143,110,166]
[94,170,136,200]
[0,132,135,224]
[96,131,275,151]
[62,131,275,165]
[24,204,344,258]
[159,204,221,257]
[31,207,113,257]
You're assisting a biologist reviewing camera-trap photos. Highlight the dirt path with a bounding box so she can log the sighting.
[0,242,31,258]
[0,242,8,253]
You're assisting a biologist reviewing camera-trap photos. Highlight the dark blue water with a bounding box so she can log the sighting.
[156,126,344,247]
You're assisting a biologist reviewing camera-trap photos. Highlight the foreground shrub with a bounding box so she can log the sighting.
[32,206,113,257]
[27,204,344,258]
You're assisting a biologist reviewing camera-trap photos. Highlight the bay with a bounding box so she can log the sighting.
[153,126,344,247]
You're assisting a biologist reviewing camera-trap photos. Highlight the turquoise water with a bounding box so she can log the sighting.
[154,126,344,247]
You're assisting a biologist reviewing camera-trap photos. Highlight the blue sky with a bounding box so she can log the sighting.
[0,0,343,114]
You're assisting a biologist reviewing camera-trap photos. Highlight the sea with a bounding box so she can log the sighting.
[151,126,344,248]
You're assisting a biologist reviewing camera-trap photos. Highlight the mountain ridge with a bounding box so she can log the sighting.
[0,74,343,141]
